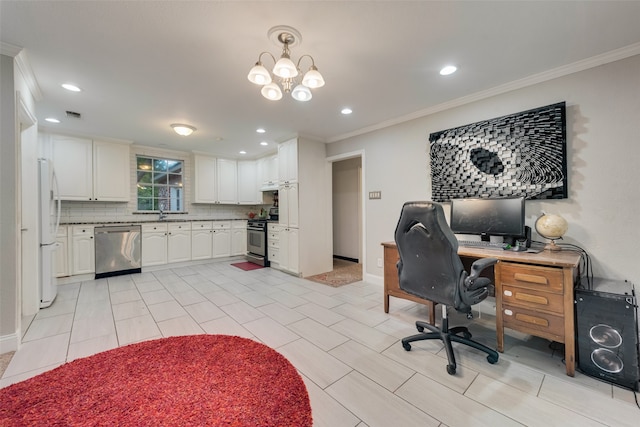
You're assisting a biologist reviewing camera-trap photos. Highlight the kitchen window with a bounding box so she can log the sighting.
[136,156,184,211]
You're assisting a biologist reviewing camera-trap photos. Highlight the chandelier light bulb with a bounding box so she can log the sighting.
[273,56,298,78]
[261,82,283,101]
[247,63,272,85]
[301,67,325,88]
[291,84,312,102]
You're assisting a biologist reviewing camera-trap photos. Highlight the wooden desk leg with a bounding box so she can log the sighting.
[427,301,436,325]
[495,264,505,352]
[384,292,390,313]
[563,267,576,377]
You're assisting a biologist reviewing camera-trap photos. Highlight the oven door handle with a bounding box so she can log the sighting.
[247,226,265,231]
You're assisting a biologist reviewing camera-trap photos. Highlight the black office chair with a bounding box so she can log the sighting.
[395,201,499,375]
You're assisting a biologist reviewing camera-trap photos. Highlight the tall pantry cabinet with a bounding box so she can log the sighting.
[276,137,331,277]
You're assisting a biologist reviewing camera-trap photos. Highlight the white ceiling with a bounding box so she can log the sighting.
[2,1,640,159]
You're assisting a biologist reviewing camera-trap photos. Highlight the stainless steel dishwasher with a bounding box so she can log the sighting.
[94,225,142,279]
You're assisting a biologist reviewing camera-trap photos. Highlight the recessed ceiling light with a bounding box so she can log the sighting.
[61,83,82,92]
[439,65,457,76]
[260,141,268,146]
[256,128,266,133]
[45,117,60,123]
[341,107,352,115]
[239,150,247,155]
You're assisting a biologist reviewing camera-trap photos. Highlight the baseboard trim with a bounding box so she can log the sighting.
[0,333,19,354]
[334,255,359,263]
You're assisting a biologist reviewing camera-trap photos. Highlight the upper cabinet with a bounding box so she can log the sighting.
[258,154,279,190]
[192,154,240,204]
[49,134,130,202]
[278,138,298,184]
[237,160,260,204]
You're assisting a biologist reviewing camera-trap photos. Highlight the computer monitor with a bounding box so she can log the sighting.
[449,197,526,242]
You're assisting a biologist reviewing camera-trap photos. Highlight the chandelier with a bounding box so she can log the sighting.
[247,26,325,102]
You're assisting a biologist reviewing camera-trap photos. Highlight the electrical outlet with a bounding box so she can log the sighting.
[369,191,381,199]
[377,258,383,267]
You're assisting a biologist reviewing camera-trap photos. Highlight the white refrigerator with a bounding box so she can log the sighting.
[38,158,61,308]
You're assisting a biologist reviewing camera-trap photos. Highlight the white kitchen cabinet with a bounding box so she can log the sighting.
[278,226,299,274]
[55,225,69,278]
[192,155,238,204]
[191,221,213,260]
[71,225,95,275]
[278,138,298,184]
[212,221,231,258]
[141,223,168,267]
[237,161,260,204]
[167,222,191,263]
[217,158,237,204]
[279,182,299,228]
[50,134,130,202]
[259,154,279,190]
[193,154,218,203]
[267,223,281,265]
[231,220,247,256]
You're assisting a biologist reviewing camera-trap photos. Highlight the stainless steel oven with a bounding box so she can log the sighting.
[246,219,269,266]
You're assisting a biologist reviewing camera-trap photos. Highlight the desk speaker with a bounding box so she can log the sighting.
[575,280,639,390]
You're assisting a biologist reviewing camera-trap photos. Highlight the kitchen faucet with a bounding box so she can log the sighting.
[159,208,168,221]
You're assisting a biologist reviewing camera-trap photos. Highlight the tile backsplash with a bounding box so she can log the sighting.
[59,201,265,224]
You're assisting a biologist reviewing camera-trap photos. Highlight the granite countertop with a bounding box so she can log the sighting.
[61,218,247,225]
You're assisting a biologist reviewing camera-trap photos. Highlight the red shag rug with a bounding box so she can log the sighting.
[231,261,265,271]
[0,335,312,426]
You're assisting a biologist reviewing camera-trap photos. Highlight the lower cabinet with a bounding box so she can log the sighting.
[191,222,213,260]
[212,221,231,258]
[55,226,69,278]
[71,225,95,275]
[167,223,191,263]
[278,226,299,274]
[267,223,281,266]
[231,220,247,256]
[141,223,168,267]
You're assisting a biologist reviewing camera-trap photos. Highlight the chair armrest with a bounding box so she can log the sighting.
[469,257,498,281]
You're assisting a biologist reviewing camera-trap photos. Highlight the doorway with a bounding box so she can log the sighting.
[328,151,364,280]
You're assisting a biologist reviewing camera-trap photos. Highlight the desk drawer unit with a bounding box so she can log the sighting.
[499,262,567,343]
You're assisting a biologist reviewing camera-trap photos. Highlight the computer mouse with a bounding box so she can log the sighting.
[511,245,527,252]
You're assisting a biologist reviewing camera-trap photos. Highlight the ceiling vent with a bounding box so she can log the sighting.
[66,110,81,119]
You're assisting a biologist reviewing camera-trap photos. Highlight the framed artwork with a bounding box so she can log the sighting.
[429,102,567,201]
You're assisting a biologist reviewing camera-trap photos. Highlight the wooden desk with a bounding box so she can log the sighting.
[381,241,582,376]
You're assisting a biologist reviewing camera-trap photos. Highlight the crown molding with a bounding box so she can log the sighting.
[328,42,640,143]
[1,42,43,101]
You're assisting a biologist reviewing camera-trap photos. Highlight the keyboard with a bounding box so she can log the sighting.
[458,240,511,250]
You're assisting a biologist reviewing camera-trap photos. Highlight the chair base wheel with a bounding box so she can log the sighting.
[402,341,412,351]
[487,354,498,364]
[447,365,456,375]
[416,325,424,333]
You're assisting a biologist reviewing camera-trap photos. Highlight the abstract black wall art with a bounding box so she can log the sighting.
[429,102,567,201]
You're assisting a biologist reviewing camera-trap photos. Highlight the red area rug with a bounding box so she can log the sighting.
[0,335,312,426]
[231,261,265,271]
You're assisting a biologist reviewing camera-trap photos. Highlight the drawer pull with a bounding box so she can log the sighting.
[514,273,548,285]
[504,290,513,297]
[515,313,549,327]
[504,309,513,316]
[515,293,549,305]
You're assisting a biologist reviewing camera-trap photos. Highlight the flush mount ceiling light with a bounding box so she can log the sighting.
[248,25,325,102]
[171,123,196,136]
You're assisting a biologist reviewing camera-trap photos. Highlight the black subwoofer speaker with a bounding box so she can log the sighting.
[575,280,639,390]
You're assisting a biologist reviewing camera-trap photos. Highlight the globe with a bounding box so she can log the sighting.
[535,213,568,250]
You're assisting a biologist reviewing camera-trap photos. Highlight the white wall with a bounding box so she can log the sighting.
[327,54,640,284]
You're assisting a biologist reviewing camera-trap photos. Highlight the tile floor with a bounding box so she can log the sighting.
[2,258,638,426]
